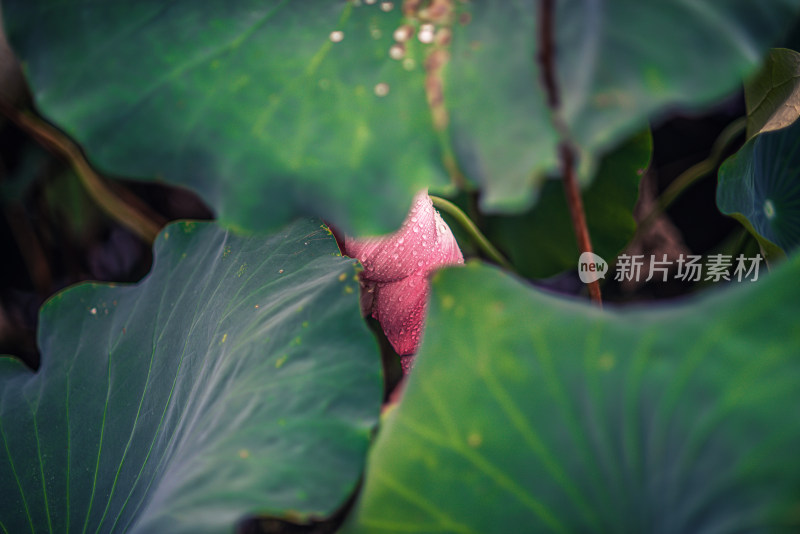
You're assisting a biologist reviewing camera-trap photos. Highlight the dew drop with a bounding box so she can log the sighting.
[90,308,97,315]
[374,82,390,97]
[392,253,399,259]
[764,199,776,220]
[417,260,424,267]
[398,237,405,244]
[389,43,404,60]
[365,0,376,4]
[467,433,482,448]
[412,226,419,233]
[393,25,413,42]
[329,31,344,43]
[411,216,418,222]
[418,24,435,43]
[380,1,394,11]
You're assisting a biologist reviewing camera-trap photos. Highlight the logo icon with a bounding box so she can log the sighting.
[578,252,608,283]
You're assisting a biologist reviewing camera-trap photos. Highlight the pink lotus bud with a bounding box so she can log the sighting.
[344,190,464,370]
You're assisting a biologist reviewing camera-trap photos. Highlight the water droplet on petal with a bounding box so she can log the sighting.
[412,226,419,233]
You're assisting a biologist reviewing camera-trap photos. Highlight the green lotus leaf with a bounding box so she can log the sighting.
[344,258,800,533]
[3,1,797,233]
[0,219,382,534]
[718,118,800,258]
[485,129,651,279]
[745,47,800,139]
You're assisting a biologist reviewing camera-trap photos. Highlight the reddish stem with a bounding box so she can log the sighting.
[538,0,602,307]
[538,0,560,109]
[559,143,603,307]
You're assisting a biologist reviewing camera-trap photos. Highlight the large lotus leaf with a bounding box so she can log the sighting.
[484,129,651,279]
[556,0,800,179]
[343,258,800,533]
[717,118,800,257]
[0,219,382,534]
[745,48,800,139]
[4,1,798,234]
[446,0,797,211]
[1,0,447,235]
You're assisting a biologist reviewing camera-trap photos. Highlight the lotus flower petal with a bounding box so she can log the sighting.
[344,190,463,362]
[371,274,429,356]
[345,191,463,283]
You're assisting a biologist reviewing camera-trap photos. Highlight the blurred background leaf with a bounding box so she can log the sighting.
[2,1,797,234]
[483,129,651,279]
[744,48,800,139]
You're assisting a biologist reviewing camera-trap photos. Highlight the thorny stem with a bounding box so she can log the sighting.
[0,103,164,244]
[635,117,746,240]
[537,0,602,307]
[429,195,513,271]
